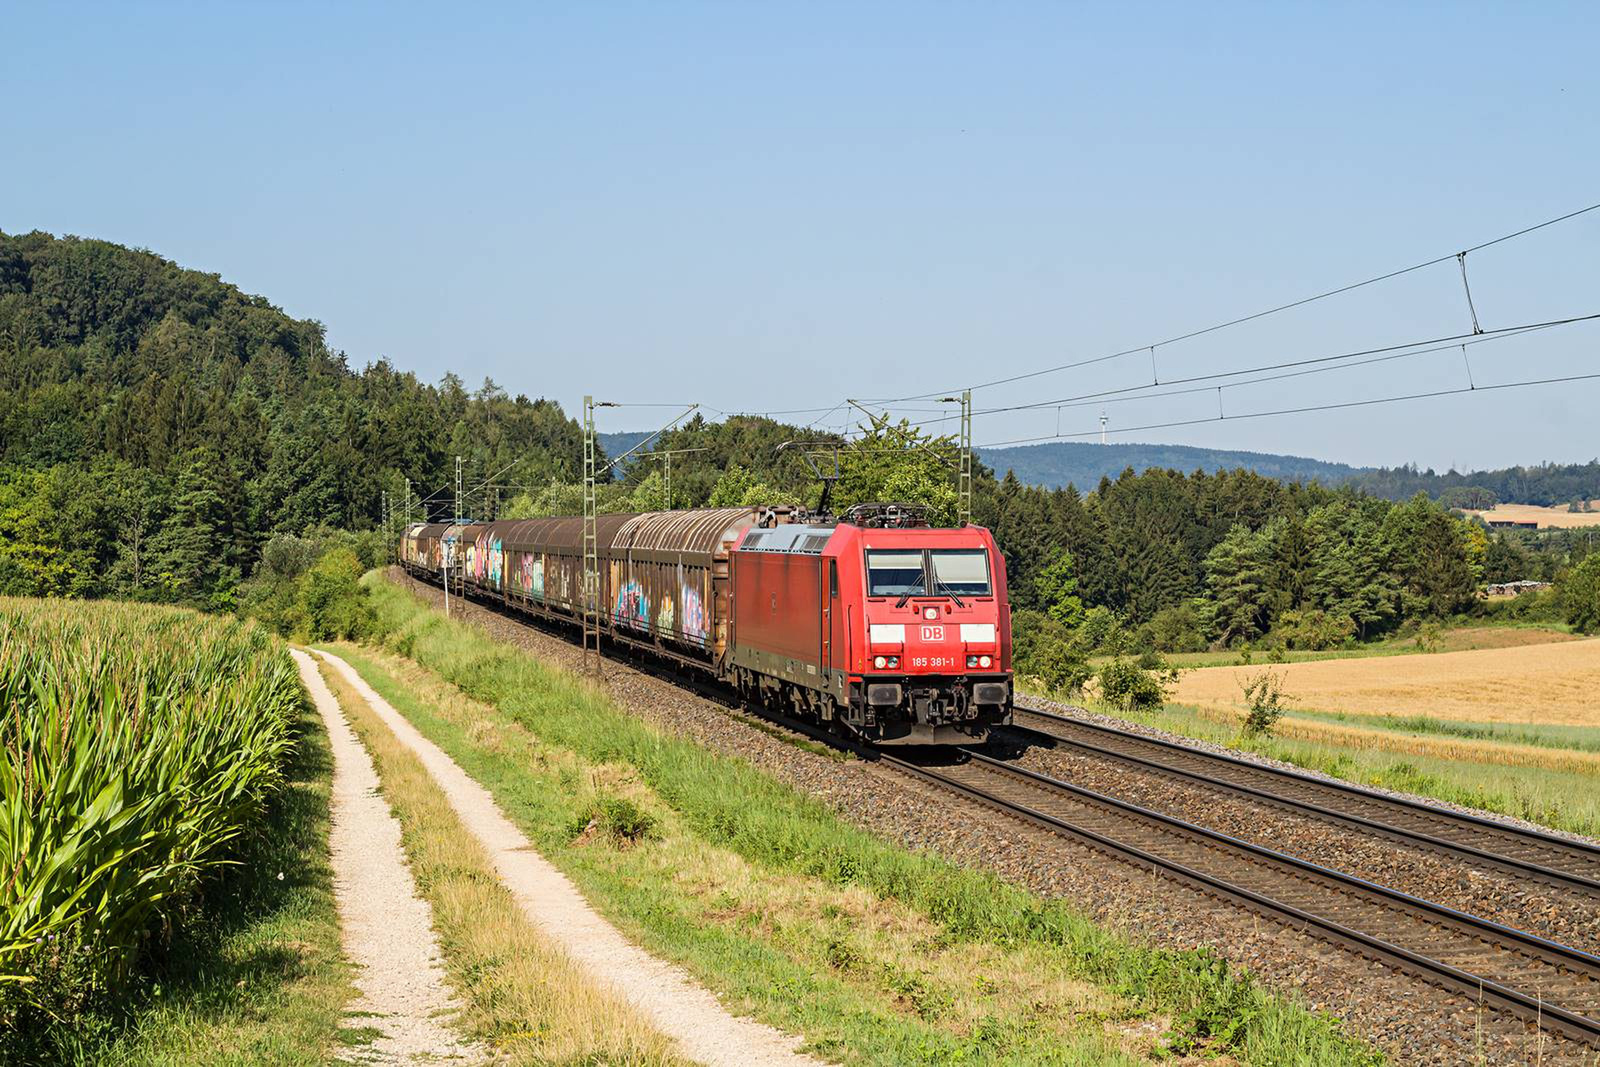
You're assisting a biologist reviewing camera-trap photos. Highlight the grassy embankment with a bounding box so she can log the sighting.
[332,574,1382,1066]
[0,599,348,1065]
[315,657,688,1065]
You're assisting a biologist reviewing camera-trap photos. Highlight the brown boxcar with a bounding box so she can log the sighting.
[403,506,796,667]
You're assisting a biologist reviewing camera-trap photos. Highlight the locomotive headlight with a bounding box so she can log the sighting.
[874,655,887,669]
[979,655,992,669]
[887,656,899,668]
[966,655,977,668]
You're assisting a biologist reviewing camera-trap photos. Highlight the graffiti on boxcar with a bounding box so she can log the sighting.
[516,554,544,600]
[656,594,675,635]
[681,584,707,645]
[615,579,649,630]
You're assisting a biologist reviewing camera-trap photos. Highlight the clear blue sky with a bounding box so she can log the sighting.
[4,2,1596,471]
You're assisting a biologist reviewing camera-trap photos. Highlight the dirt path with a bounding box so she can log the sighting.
[291,650,484,1065]
[314,649,827,1067]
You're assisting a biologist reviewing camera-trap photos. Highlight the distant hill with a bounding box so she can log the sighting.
[598,431,654,467]
[976,441,1367,492]
[610,430,1600,508]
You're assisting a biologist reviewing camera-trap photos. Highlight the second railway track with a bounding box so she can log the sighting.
[882,747,1600,1045]
[1008,703,1600,896]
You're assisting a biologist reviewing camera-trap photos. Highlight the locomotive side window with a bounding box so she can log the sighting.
[930,549,991,596]
[829,559,838,597]
[866,550,925,597]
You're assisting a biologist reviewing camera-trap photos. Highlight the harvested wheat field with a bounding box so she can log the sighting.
[1461,501,1600,528]
[1174,637,1600,726]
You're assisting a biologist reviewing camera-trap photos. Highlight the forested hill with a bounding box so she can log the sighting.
[976,442,1366,492]
[976,440,1600,507]
[0,230,586,605]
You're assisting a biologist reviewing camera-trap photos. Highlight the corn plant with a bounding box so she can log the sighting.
[0,599,300,1026]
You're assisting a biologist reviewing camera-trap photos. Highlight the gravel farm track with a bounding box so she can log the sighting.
[386,567,1600,1066]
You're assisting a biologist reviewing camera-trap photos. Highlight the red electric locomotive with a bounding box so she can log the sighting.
[728,503,1012,743]
[397,502,1012,745]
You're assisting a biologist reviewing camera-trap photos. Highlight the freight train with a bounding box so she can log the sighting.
[398,502,1013,744]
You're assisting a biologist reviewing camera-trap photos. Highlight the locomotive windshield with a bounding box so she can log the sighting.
[866,550,926,596]
[931,549,991,596]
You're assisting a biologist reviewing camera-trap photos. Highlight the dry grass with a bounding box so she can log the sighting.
[1461,501,1600,528]
[316,660,687,1066]
[1174,637,1600,727]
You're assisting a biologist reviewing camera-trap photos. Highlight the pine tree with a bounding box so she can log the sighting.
[1203,524,1271,645]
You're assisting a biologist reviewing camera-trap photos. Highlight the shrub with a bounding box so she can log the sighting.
[1078,606,1125,654]
[1147,602,1207,653]
[576,795,657,846]
[1271,609,1355,651]
[1096,656,1178,713]
[1239,670,1290,737]
[1562,554,1600,634]
[294,548,374,640]
[1033,637,1094,697]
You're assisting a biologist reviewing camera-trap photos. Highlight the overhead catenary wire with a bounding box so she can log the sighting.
[883,199,1600,403]
[877,312,1600,433]
[972,369,1600,449]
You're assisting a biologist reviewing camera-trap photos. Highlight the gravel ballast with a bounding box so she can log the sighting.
[384,570,1594,1066]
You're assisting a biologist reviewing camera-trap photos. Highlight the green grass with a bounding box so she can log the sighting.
[1287,708,1600,754]
[41,686,349,1065]
[341,573,1382,1065]
[1101,702,1600,840]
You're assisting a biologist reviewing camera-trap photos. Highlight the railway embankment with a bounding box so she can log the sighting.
[376,566,1599,1065]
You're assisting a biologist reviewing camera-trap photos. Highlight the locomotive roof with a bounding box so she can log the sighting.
[737,524,837,554]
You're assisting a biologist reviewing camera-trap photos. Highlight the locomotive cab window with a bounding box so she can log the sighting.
[865,550,925,597]
[930,549,991,597]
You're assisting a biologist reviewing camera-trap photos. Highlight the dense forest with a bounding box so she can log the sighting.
[0,230,587,607]
[2,229,1595,651]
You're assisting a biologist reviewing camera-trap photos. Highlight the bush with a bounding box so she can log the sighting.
[1096,656,1178,713]
[1147,602,1207,653]
[1010,610,1093,697]
[1239,670,1290,737]
[1563,554,1600,634]
[240,532,376,640]
[1481,587,1562,623]
[1271,609,1355,651]
[1078,606,1125,654]
[1034,637,1094,697]
[294,548,374,640]
[576,794,657,846]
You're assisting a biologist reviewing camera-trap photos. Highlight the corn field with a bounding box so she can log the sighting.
[0,598,301,1024]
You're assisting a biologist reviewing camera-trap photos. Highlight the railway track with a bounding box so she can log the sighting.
[880,748,1600,1045]
[1007,703,1600,896]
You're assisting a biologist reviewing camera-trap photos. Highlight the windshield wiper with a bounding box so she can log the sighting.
[895,589,918,608]
[933,578,966,608]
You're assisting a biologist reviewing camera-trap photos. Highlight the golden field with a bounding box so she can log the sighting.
[1461,501,1600,528]
[1173,637,1600,727]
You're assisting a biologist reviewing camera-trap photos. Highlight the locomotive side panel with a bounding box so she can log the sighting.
[730,549,825,690]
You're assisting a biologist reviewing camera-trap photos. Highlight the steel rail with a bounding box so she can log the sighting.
[1009,703,1600,895]
[884,749,1600,1045]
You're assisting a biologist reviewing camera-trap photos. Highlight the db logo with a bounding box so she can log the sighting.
[920,625,944,641]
